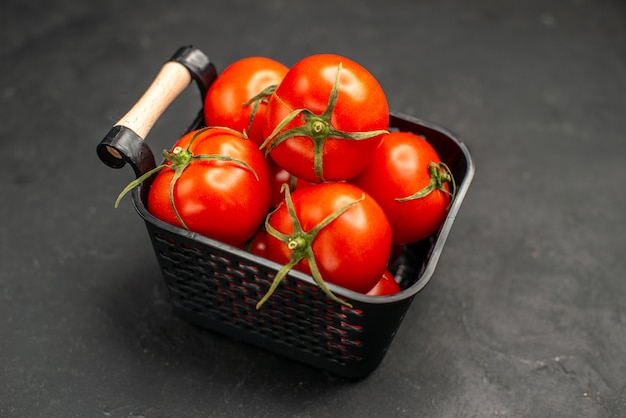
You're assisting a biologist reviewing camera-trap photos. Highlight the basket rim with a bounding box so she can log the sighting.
[131,110,475,306]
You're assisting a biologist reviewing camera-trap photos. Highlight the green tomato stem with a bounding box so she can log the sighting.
[395,162,457,209]
[114,163,168,208]
[243,84,277,137]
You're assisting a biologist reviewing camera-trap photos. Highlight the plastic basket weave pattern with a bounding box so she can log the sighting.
[98,46,475,379]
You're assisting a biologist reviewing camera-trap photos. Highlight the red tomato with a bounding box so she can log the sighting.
[366,270,401,296]
[247,228,269,258]
[265,182,392,295]
[351,131,455,244]
[147,127,272,246]
[204,57,289,146]
[262,54,389,183]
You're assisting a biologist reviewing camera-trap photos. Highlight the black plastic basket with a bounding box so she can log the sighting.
[97,46,475,379]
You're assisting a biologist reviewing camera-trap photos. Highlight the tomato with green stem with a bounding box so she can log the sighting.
[115,127,272,247]
[351,131,456,244]
[261,54,389,183]
[203,56,289,146]
[367,270,401,296]
[259,182,392,309]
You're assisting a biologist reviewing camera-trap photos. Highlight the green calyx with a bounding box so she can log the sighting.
[260,63,388,182]
[396,162,457,209]
[242,84,277,137]
[256,184,364,310]
[114,128,259,230]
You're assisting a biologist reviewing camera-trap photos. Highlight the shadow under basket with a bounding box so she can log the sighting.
[97,46,475,379]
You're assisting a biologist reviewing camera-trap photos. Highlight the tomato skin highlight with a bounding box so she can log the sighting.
[147,128,272,247]
[366,270,402,296]
[204,57,289,146]
[351,131,451,244]
[265,182,392,294]
[263,54,389,182]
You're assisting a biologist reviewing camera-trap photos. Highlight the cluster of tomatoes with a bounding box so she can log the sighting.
[117,54,455,309]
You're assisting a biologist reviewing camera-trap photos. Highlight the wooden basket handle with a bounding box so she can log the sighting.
[97,46,217,177]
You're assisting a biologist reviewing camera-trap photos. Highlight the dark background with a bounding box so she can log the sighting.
[2,0,625,417]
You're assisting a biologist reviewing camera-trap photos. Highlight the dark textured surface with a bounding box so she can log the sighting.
[1,1,625,417]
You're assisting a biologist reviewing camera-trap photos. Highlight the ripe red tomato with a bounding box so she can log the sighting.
[262,54,389,183]
[351,131,455,244]
[265,182,392,296]
[367,270,401,296]
[247,228,269,259]
[147,127,272,246]
[203,57,289,146]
